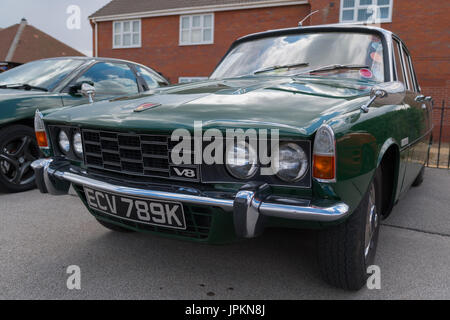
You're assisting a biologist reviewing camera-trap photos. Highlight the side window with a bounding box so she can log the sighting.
[406,54,419,92]
[400,47,414,91]
[75,62,139,95]
[392,40,405,85]
[135,66,159,89]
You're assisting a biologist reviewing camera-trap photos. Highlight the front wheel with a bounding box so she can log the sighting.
[0,125,40,193]
[317,168,382,290]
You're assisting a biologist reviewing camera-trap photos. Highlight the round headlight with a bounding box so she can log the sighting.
[276,143,308,182]
[73,132,83,157]
[226,140,258,179]
[58,130,70,154]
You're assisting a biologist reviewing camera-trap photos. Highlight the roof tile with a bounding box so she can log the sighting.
[90,0,294,18]
[0,24,19,60]
[0,23,84,63]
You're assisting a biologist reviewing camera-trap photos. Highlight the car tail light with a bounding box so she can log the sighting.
[313,124,336,182]
[34,109,49,148]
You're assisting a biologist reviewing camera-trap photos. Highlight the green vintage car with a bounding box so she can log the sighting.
[32,25,432,290]
[0,57,169,192]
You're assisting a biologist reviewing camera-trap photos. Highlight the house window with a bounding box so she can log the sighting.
[179,77,209,83]
[340,0,393,23]
[179,14,214,45]
[113,20,141,48]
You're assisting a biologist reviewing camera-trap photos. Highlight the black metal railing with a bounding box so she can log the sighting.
[426,100,449,169]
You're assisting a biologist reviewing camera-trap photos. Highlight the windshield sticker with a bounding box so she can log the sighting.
[360,69,373,79]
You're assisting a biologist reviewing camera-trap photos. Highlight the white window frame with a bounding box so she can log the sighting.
[178,77,209,84]
[339,0,393,24]
[179,13,214,46]
[113,19,141,49]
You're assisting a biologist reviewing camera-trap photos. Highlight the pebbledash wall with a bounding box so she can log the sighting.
[92,0,449,140]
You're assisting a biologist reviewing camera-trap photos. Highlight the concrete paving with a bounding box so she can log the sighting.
[0,168,449,299]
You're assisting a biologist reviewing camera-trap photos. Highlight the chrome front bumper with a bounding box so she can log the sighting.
[32,159,350,238]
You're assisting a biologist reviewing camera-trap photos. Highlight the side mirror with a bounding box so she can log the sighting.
[361,81,406,113]
[69,81,94,96]
[80,83,96,104]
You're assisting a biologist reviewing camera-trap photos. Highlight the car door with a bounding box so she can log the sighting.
[397,41,432,189]
[60,61,140,107]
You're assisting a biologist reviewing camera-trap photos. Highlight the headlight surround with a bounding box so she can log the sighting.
[58,130,70,154]
[73,132,83,157]
[276,142,308,182]
[225,140,258,179]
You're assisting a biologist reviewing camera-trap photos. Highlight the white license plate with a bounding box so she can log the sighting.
[84,187,186,230]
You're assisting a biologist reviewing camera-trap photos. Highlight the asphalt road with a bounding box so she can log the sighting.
[0,168,449,299]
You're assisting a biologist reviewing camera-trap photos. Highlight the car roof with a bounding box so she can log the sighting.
[28,56,166,80]
[235,24,396,44]
[30,56,147,66]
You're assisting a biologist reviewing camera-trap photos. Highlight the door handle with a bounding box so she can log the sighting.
[415,95,425,102]
[415,95,432,102]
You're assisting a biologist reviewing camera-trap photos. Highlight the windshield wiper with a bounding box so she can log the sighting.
[254,62,309,75]
[296,64,369,75]
[0,83,48,92]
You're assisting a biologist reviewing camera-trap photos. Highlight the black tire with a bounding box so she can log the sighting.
[317,168,383,290]
[0,125,40,193]
[96,218,135,233]
[411,166,425,187]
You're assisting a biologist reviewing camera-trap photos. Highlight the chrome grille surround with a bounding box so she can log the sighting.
[82,129,171,179]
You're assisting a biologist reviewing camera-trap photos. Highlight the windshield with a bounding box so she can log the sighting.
[0,58,84,90]
[211,32,385,82]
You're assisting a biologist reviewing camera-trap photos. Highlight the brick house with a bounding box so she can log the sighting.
[0,18,84,72]
[90,0,449,138]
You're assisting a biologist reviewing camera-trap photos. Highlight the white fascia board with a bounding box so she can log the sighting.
[90,0,308,22]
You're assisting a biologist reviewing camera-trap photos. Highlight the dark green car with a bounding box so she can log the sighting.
[32,25,432,290]
[0,57,169,192]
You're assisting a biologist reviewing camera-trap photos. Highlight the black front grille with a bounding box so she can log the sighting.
[83,130,170,179]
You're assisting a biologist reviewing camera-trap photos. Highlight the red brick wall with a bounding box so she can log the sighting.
[96,5,310,83]
[309,0,340,25]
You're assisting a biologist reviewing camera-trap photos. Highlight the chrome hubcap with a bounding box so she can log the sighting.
[364,183,378,258]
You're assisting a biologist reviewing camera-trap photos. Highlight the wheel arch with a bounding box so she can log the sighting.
[376,138,400,218]
[0,118,34,131]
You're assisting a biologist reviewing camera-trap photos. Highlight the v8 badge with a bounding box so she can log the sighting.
[169,165,199,181]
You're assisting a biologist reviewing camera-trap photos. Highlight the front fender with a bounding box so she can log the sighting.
[0,94,63,127]
[377,137,399,167]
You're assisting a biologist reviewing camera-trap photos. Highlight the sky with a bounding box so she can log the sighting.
[0,0,111,56]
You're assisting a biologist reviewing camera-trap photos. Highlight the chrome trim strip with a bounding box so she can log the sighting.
[260,202,349,222]
[399,127,433,151]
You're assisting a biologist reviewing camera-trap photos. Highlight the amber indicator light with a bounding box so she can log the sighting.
[313,154,335,180]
